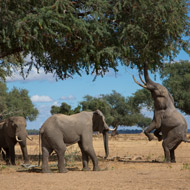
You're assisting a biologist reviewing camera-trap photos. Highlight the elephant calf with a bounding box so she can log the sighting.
[40,110,113,173]
[0,117,32,165]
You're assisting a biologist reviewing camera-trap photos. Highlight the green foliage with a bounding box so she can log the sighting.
[136,115,152,131]
[113,0,190,70]
[160,61,190,114]
[0,0,189,79]
[0,82,39,121]
[80,90,152,130]
[50,102,81,115]
[128,89,153,112]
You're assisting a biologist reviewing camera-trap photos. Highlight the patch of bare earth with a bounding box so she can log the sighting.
[0,134,190,190]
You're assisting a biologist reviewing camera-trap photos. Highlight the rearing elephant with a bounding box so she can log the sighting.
[0,116,32,165]
[133,64,189,162]
[40,110,114,173]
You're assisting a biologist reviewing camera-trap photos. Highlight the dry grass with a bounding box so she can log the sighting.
[0,134,190,190]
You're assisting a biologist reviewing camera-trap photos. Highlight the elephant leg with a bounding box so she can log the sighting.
[145,112,162,141]
[162,140,170,162]
[42,146,53,173]
[144,121,157,141]
[170,141,181,163]
[54,143,68,173]
[162,136,182,163]
[78,141,89,171]
[9,146,16,165]
[81,137,99,171]
[2,148,10,165]
[154,128,162,141]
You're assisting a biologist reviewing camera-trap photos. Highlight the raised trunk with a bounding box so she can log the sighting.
[103,131,109,158]
[144,64,156,85]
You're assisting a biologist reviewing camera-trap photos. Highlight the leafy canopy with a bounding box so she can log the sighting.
[161,61,190,114]
[1,0,189,79]
[51,102,81,115]
[0,82,39,121]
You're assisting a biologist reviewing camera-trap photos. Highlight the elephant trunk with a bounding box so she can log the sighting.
[16,130,29,164]
[144,64,157,88]
[103,131,109,159]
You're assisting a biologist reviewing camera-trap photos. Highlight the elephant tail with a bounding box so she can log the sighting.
[38,130,41,166]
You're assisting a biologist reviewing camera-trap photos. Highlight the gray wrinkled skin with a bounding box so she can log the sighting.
[40,110,110,173]
[133,64,188,163]
[0,116,29,165]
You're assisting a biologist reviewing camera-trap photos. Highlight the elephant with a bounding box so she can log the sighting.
[133,64,189,162]
[40,110,114,173]
[0,116,32,165]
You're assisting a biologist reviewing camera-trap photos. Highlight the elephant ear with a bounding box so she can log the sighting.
[4,118,16,138]
[93,110,104,133]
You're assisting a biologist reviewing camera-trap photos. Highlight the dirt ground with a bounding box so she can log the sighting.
[1,134,190,190]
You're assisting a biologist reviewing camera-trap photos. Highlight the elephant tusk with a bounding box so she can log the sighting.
[16,136,22,142]
[139,74,147,85]
[108,127,116,131]
[27,136,33,141]
[133,75,147,88]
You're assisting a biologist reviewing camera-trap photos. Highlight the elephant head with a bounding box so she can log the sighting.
[6,117,28,142]
[93,110,114,158]
[133,64,174,107]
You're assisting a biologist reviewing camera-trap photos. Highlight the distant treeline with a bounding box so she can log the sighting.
[27,129,39,135]
[27,129,143,135]
[27,128,190,135]
[117,129,143,134]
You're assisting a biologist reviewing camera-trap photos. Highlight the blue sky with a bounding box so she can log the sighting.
[6,50,190,130]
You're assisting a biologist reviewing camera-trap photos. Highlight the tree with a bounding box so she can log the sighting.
[0,83,39,121]
[50,102,81,115]
[128,89,153,112]
[1,1,189,80]
[5,87,39,121]
[160,61,190,114]
[136,115,152,132]
[80,91,151,135]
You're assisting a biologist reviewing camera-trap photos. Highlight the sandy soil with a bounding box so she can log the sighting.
[0,134,190,190]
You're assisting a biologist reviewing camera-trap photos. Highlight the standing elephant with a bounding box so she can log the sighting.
[0,116,31,165]
[40,110,114,173]
[133,64,189,162]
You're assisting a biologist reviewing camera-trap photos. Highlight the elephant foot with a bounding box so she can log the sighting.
[147,134,154,141]
[82,167,90,171]
[157,135,163,141]
[171,160,176,163]
[42,167,52,173]
[42,169,52,173]
[93,166,100,171]
[59,168,69,173]
[6,161,10,165]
